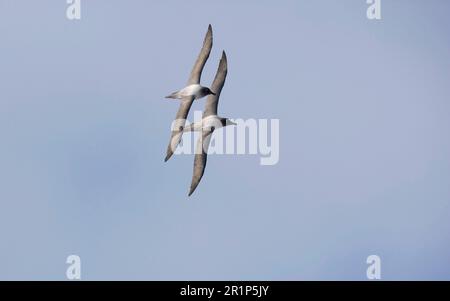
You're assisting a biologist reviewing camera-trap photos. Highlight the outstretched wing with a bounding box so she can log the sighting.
[164,96,195,162]
[187,24,213,85]
[188,129,213,196]
[203,51,228,118]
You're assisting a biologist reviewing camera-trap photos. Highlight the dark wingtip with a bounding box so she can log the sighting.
[207,24,213,36]
[164,152,172,162]
[203,24,213,46]
[219,50,228,72]
[223,51,227,60]
[188,180,201,196]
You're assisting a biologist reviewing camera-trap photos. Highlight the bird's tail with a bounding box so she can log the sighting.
[165,91,180,99]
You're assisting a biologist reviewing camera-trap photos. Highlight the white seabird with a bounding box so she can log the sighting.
[188,51,236,196]
[164,24,214,162]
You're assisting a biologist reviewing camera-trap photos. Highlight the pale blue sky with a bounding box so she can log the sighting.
[0,0,450,280]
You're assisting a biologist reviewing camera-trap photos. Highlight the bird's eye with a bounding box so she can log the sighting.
[211,126,215,131]
[178,126,183,131]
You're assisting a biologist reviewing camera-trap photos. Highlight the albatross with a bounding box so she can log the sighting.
[188,51,236,196]
[164,24,214,162]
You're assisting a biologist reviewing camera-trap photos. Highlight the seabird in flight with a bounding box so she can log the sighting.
[164,25,214,162]
[187,51,236,196]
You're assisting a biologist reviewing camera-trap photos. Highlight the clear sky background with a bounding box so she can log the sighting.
[0,0,449,280]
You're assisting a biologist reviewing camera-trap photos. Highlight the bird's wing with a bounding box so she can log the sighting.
[187,24,213,85]
[203,51,228,118]
[164,96,195,162]
[188,129,213,196]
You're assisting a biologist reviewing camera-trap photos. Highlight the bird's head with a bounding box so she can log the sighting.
[220,118,237,127]
[202,87,216,96]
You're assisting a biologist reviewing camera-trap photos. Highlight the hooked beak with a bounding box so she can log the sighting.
[228,120,237,126]
[210,91,216,96]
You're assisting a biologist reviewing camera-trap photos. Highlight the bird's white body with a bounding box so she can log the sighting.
[166,84,211,100]
[180,84,202,98]
[184,115,235,132]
